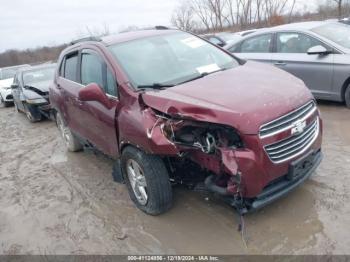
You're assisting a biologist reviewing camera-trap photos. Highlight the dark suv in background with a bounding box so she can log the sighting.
[50,28,322,215]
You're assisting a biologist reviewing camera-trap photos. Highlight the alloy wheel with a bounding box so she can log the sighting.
[126,159,148,206]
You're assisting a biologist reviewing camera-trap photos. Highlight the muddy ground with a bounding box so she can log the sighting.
[0,102,349,255]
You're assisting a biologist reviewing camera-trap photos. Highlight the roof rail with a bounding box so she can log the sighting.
[70,36,102,45]
[154,26,169,30]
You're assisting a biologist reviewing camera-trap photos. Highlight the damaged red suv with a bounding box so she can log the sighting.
[50,28,322,215]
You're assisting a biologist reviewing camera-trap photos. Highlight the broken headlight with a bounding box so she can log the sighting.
[161,119,243,154]
[26,98,47,104]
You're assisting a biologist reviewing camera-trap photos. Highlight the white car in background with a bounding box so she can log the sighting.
[0,64,30,107]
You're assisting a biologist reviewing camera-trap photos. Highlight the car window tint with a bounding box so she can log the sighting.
[81,52,117,97]
[106,68,117,97]
[240,34,272,53]
[228,44,240,53]
[81,53,104,88]
[276,32,326,53]
[64,54,78,82]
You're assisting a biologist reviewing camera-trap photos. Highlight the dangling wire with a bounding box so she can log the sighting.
[238,214,248,249]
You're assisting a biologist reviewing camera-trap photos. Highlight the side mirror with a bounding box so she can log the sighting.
[11,84,18,89]
[78,83,111,109]
[307,45,331,55]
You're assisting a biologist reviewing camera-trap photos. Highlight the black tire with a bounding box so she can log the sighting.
[24,104,42,122]
[121,146,173,215]
[345,85,350,108]
[56,112,83,152]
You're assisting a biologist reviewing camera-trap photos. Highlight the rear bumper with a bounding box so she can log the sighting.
[224,149,322,214]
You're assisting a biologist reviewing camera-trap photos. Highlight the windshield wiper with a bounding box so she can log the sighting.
[176,68,228,86]
[137,83,175,90]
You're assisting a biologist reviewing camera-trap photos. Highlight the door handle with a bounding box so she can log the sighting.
[274,61,287,66]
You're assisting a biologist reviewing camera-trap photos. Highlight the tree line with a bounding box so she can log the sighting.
[0,45,67,68]
[171,0,350,32]
[1,0,349,68]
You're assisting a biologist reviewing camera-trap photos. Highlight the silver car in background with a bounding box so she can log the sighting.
[225,21,350,107]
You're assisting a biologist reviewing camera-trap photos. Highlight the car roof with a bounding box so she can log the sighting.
[247,20,335,35]
[101,29,181,46]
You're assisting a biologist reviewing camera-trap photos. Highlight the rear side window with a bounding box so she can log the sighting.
[64,54,78,82]
[240,34,272,53]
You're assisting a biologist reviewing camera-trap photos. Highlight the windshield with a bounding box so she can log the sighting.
[23,67,55,86]
[312,23,350,49]
[109,32,238,88]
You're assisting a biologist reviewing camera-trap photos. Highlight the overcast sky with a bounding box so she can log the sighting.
[0,0,178,52]
[0,0,321,53]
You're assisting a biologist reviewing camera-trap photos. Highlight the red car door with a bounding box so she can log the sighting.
[56,51,91,140]
[76,49,120,157]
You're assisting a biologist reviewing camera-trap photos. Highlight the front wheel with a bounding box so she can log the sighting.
[345,85,350,108]
[121,146,173,215]
[24,104,42,122]
[56,112,83,152]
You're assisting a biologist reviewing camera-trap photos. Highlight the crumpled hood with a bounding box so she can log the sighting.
[25,80,51,93]
[23,80,51,100]
[141,61,314,135]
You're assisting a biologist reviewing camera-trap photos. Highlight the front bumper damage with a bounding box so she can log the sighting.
[221,150,322,214]
[119,102,322,215]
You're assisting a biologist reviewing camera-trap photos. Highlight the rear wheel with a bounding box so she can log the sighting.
[121,146,173,215]
[56,112,83,152]
[345,85,350,108]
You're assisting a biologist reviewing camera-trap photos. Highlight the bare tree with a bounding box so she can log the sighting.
[85,23,111,37]
[171,2,197,31]
[333,0,344,17]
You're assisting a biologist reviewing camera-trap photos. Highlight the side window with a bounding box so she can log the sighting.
[106,69,117,97]
[240,34,272,53]
[59,59,64,77]
[81,52,117,97]
[64,54,78,82]
[81,53,104,88]
[276,32,326,53]
[228,43,240,53]
[13,74,19,85]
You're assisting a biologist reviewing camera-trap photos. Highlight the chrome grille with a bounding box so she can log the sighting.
[260,101,317,138]
[265,118,319,163]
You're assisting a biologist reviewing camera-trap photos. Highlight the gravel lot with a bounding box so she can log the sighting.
[0,102,349,255]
